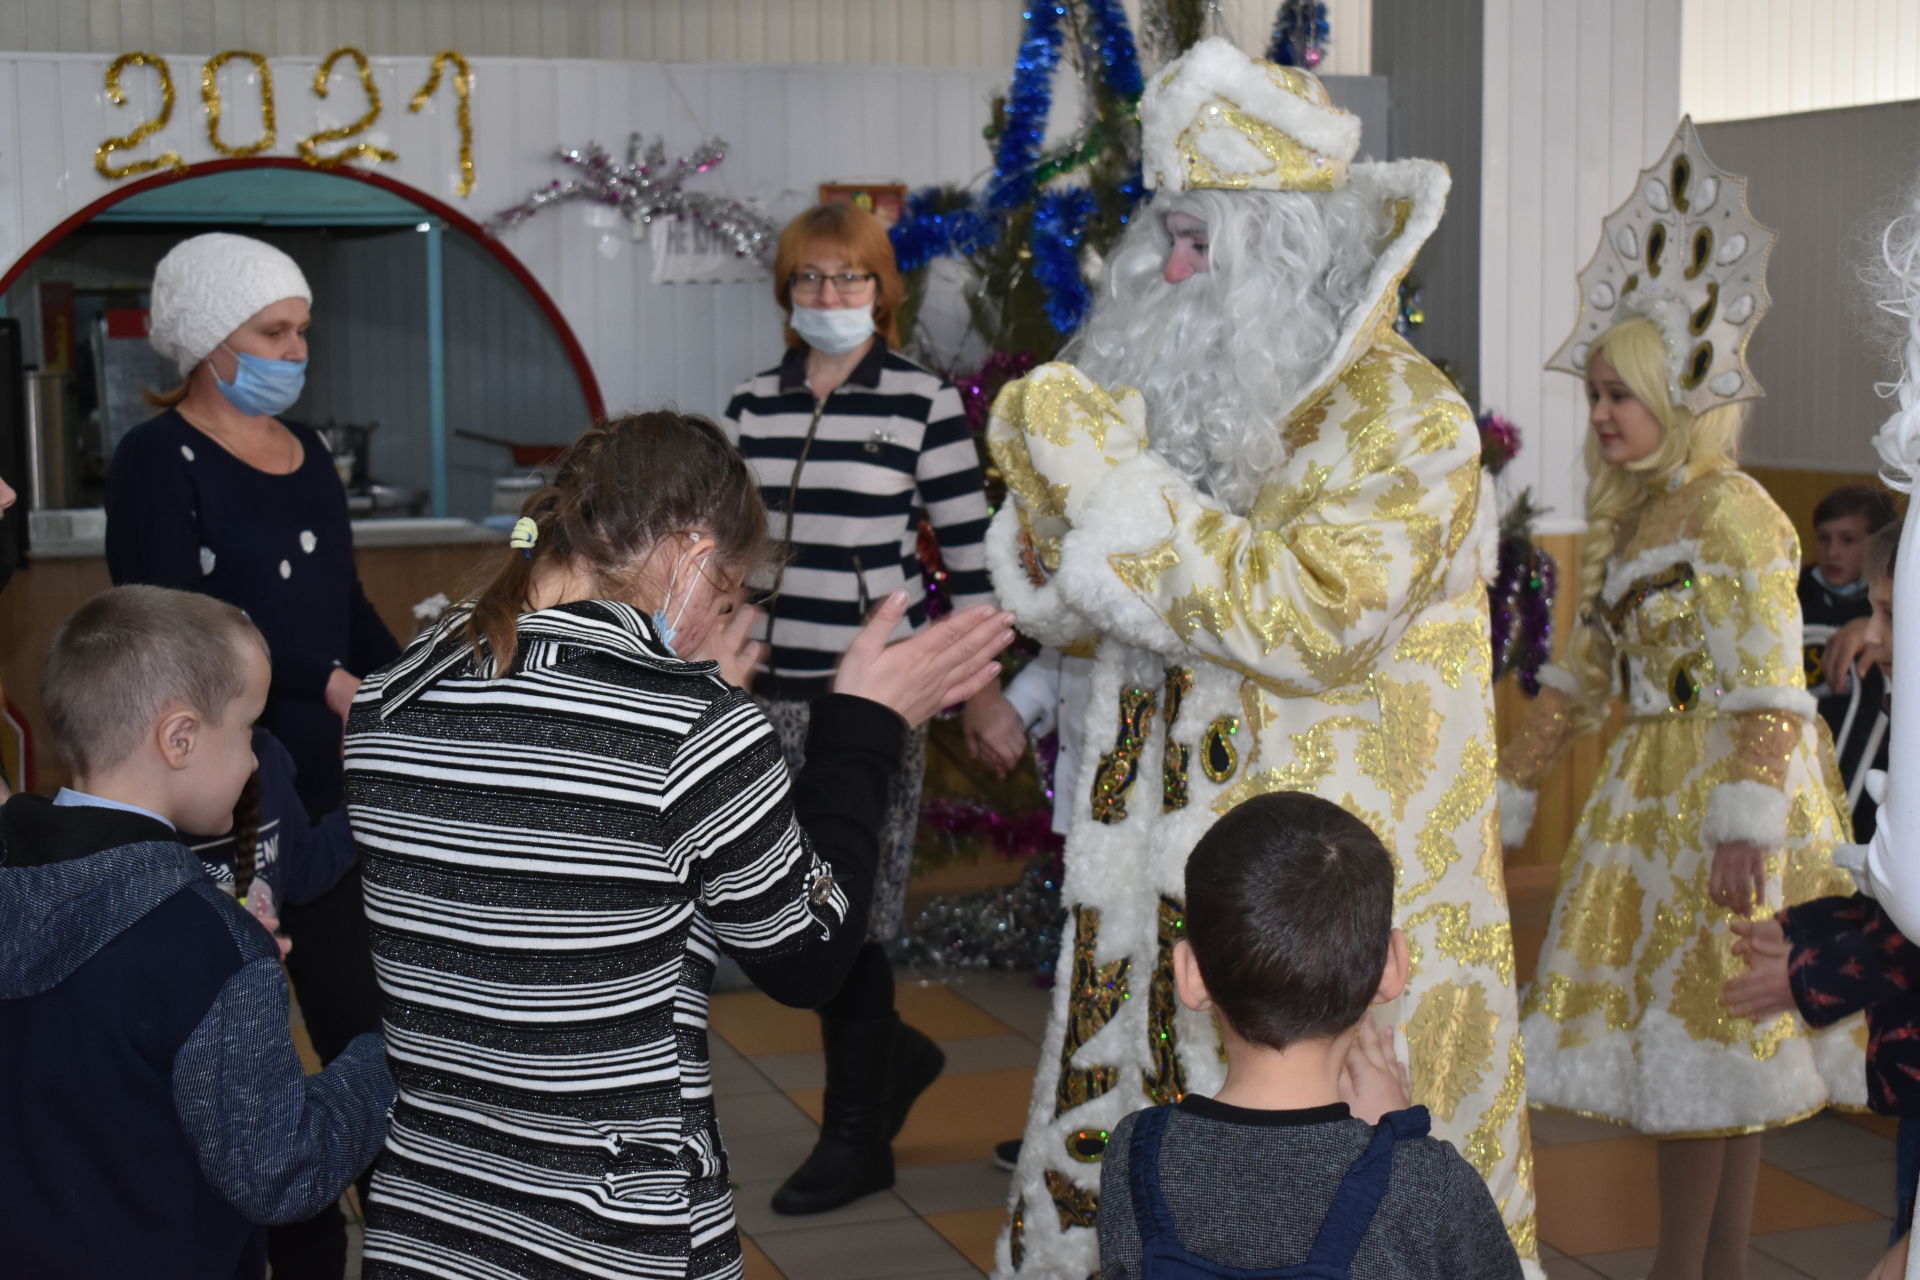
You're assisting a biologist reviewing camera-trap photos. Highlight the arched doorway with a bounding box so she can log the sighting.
[0,157,604,520]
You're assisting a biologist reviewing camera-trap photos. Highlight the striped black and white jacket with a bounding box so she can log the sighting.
[344,600,902,1278]
[724,340,994,699]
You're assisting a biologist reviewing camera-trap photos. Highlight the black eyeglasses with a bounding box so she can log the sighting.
[789,271,878,295]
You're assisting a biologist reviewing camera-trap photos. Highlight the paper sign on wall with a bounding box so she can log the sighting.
[649,215,771,285]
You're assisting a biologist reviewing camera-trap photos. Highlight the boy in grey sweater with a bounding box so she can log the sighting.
[1098,792,1522,1279]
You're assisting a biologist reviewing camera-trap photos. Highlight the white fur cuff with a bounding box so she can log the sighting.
[1497,779,1539,849]
[1719,685,1818,717]
[984,507,1096,650]
[1702,780,1790,849]
[1535,664,1582,698]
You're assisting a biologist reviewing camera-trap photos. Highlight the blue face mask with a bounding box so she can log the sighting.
[215,346,307,418]
[790,305,876,355]
[652,540,708,657]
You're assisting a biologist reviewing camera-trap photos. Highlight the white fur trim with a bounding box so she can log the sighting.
[1521,1004,1864,1135]
[1497,780,1539,849]
[983,507,1096,650]
[1535,663,1582,697]
[1053,453,1189,657]
[1140,38,1361,192]
[1718,685,1818,717]
[1600,537,1701,607]
[1701,780,1791,848]
[149,233,311,376]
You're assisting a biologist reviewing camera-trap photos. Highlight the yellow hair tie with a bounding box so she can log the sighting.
[509,517,539,555]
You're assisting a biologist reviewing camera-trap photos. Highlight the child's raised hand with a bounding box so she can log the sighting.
[1722,916,1793,1021]
[1339,1013,1413,1125]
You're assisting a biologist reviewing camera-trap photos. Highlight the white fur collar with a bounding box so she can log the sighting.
[1601,537,1701,607]
[1270,159,1451,426]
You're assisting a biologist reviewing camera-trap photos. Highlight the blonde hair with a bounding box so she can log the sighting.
[1560,316,1748,730]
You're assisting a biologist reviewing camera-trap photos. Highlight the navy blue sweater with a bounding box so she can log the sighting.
[105,410,401,815]
[191,729,357,908]
[0,795,393,1279]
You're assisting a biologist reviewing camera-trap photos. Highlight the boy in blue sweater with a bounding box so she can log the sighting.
[0,585,393,1280]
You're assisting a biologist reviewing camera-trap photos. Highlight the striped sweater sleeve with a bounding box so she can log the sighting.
[916,383,995,611]
[669,690,900,1007]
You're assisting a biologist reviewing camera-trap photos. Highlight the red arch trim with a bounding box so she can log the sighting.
[0,155,606,421]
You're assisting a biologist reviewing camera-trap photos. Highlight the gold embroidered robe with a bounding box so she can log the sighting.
[983,253,1536,1273]
[1505,467,1863,1134]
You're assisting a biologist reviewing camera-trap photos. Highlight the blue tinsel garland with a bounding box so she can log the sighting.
[887,0,1148,337]
[891,188,1000,273]
[988,5,1070,211]
[1030,187,1099,332]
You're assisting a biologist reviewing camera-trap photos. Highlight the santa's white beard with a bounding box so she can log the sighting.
[1069,188,1385,513]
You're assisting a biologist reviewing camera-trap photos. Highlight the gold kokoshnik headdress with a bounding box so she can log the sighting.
[1547,116,1776,413]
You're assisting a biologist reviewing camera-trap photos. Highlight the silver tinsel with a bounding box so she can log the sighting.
[893,850,1066,974]
[485,132,778,262]
[1138,0,1229,70]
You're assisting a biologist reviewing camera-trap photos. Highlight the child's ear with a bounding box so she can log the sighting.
[1375,927,1410,1005]
[1173,939,1213,1014]
[156,707,199,772]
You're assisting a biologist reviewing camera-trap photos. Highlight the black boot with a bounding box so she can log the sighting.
[887,1021,946,1139]
[771,1016,898,1215]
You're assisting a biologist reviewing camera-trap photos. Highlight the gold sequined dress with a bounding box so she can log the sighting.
[1506,466,1864,1135]
[983,157,1537,1279]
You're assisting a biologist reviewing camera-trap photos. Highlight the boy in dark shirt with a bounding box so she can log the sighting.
[0,585,393,1280]
[1801,484,1897,837]
[1097,792,1522,1279]
[1730,518,1920,1271]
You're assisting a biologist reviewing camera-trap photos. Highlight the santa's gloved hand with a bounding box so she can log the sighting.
[987,363,1146,574]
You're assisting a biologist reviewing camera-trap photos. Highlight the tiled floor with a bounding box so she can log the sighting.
[303,864,1906,1279]
[704,970,1904,1280]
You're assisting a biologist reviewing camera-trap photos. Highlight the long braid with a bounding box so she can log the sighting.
[230,771,263,901]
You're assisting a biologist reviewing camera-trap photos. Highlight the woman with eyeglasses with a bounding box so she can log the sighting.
[724,203,1027,1216]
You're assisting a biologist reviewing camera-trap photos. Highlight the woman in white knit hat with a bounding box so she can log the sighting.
[104,231,398,1280]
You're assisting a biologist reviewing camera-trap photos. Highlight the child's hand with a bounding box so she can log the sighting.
[1722,916,1793,1021]
[1710,840,1769,914]
[243,882,294,961]
[1339,1013,1412,1124]
[963,684,1029,777]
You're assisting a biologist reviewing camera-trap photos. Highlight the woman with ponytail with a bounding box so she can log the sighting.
[1499,316,1861,1280]
[343,410,1012,1280]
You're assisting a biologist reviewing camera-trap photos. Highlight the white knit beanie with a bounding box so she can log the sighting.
[148,233,312,376]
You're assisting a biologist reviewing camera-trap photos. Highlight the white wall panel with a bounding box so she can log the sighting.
[1695,102,1920,475]
[1371,0,1482,390]
[1479,0,1684,532]
[1683,0,1920,121]
[0,0,1373,73]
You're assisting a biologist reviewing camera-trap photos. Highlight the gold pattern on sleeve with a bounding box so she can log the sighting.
[1402,902,1516,985]
[1290,524,1391,628]
[1461,1037,1529,1188]
[1212,715,1366,813]
[1394,619,1490,690]
[1108,537,1183,599]
[1404,980,1498,1123]
[1400,736,1495,904]
[1358,677,1442,822]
